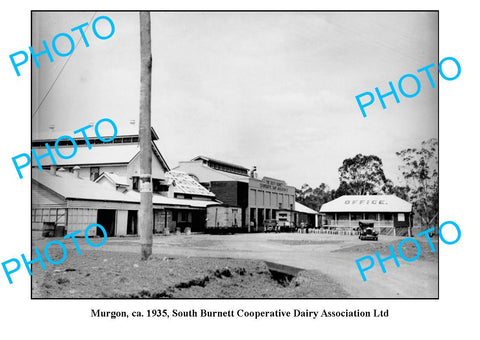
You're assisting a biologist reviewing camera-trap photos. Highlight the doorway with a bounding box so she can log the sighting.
[97,209,116,237]
[192,210,206,232]
[127,210,138,235]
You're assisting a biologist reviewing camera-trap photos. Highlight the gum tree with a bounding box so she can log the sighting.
[396,138,439,231]
[337,154,388,195]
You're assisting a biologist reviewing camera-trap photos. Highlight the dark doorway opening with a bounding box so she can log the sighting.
[127,210,138,235]
[258,209,265,230]
[97,209,116,237]
[250,208,256,231]
[192,210,206,232]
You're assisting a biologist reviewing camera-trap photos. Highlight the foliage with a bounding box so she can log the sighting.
[297,141,438,224]
[396,138,439,230]
[337,154,388,195]
[296,183,335,211]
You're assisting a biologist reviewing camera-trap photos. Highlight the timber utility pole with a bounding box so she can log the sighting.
[139,11,153,260]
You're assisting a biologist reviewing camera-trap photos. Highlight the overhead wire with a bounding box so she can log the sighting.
[32,11,97,118]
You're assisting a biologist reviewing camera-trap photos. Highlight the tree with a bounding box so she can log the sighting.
[296,183,313,200]
[296,183,334,211]
[396,138,438,231]
[382,179,410,201]
[337,154,388,195]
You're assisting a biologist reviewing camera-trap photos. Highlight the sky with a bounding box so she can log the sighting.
[31,11,438,189]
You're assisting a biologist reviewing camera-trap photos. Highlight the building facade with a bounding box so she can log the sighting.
[175,156,316,231]
[32,126,219,236]
[320,195,413,236]
[32,126,170,188]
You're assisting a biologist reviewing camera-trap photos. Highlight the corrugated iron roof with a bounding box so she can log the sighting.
[32,168,218,208]
[31,142,170,172]
[32,144,140,166]
[33,168,139,202]
[165,171,215,197]
[191,155,250,171]
[174,162,250,183]
[320,195,412,213]
[32,126,159,141]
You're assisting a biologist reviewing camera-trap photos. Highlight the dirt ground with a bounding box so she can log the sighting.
[31,232,438,299]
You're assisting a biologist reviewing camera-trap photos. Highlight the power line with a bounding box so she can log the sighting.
[32,12,97,118]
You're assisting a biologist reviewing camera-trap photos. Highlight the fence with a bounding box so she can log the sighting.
[326,220,394,228]
[306,222,397,236]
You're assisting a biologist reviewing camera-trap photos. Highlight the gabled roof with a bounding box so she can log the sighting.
[95,172,129,186]
[33,168,140,203]
[165,171,215,197]
[295,201,319,215]
[320,195,412,213]
[191,155,250,172]
[32,168,219,208]
[31,141,170,171]
[152,140,170,171]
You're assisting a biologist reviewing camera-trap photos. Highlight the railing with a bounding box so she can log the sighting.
[324,220,394,228]
[299,227,397,236]
[320,220,396,236]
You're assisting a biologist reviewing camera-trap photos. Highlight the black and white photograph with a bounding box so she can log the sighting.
[30,11,438,299]
[0,1,478,339]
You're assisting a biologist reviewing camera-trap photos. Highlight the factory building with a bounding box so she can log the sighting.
[31,125,219,236]
[175,156,318,231]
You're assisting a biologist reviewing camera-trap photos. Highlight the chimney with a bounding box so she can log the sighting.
[73,166,81,178]
[250,166,257,178]
[50,165,57,175]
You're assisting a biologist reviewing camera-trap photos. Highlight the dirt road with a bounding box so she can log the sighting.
[90,232,438,298]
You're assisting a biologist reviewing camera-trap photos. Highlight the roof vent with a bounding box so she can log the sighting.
[73,166,81,178]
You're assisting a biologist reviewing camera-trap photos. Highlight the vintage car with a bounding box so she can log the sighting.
[264,219,279,232]
[358,220,379,241]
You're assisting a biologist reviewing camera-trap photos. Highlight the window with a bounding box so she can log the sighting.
[132,176,139,190]
[180,212,189,222]
[398,213,405,222]
[382,213,393,221]
[90,167,100,181]
[153,178,169,193]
